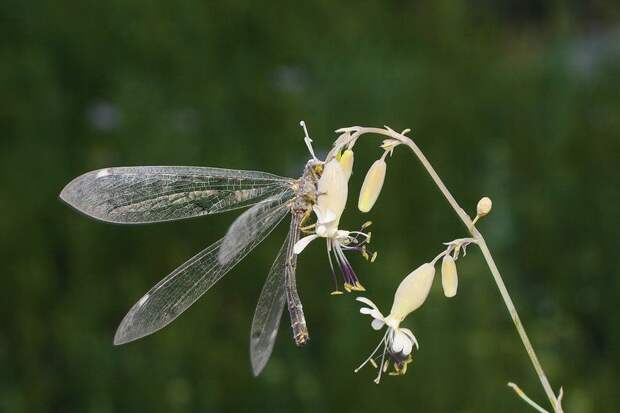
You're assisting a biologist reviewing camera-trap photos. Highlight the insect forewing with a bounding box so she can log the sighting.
[60,166,293,224]
[249,232,290,376]
[218,187,294,265]
[113,190,294,345]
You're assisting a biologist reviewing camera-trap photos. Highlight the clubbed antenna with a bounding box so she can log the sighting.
[300,120,319,161]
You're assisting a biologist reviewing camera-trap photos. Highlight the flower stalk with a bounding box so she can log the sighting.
[336,126,564,413]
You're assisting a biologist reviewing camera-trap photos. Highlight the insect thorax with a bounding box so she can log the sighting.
[291,160,322,215]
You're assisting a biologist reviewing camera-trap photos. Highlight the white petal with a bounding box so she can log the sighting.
[293,234,318,254]
[356,296,377,308]
[359,307,375,315]
[402,337,413,355]
[356,297,380,312]
[391,330,407,353]
[371,319,385,330]
[335,230,350,239]
[360,305,384,320]
[400,328,419,350]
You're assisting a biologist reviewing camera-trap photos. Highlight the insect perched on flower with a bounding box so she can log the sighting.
[59,121,375,376]
[293,147,376,294]
[355,263,435,383]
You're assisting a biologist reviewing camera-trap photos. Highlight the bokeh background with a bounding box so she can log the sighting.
[2,1,619,412]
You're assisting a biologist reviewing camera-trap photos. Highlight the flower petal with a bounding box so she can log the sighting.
[293,234,319,254]
[356,296,380,311]
[371,318,385,330]
[359,307,374,315]
[360,307,383,320]
[335,230,350,239]
[400,328,419,350]
[391,330,408,353]
[402,337,413,355]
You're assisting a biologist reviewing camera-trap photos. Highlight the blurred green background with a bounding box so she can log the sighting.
[1,1,619,412]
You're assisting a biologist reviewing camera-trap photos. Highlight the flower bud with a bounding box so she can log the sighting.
[338,149,354,181]
[441,254,458,298]
[389,263,435,321]
[358,158,386,213]
[477,197,492,217]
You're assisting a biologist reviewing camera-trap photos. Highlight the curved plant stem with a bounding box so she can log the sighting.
[346,127,563,413]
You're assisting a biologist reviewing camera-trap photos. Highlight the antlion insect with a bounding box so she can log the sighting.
[59,122,374,376]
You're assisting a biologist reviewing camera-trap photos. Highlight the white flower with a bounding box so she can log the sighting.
[293,155,374,293]
[354,263,436,383]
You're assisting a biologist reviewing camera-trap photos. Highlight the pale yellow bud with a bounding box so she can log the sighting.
[358,158,386,213]
[441,254,458,298]
[389,263,436,321]
[477,197,492,217]
[338,149,354,181]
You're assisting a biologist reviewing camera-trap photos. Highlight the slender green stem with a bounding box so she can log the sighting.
[345,127,563,413]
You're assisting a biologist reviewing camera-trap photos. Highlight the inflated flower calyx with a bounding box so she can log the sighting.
[441,254,458,298]
[316,159,348,232]
[389,263,435,321]
[358,158,387,213]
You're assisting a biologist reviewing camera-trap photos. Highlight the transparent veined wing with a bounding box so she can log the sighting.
[60,166,293,224]
[249,233,290,376]
[218,187,296,265]
[113,190,294,345]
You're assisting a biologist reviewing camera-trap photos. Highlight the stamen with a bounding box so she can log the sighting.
[332,245,350,287]
[355,331,388,373]
[326,241,340,292]
[371,251,378,262]
[374,341,389,384]
[334,244,361,289]
[353,282,366,292]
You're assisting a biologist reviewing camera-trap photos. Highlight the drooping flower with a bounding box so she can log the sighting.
[294,154,375,294]
[355,263,436,383]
